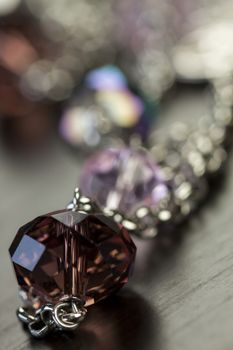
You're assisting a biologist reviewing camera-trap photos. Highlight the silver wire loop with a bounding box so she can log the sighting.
[17,297,87,338]
[67,187,100,214]
[53,297,87,331]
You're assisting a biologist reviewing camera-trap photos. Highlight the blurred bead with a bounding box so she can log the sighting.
[174,181,192,201]
[59,65,157,151]
[0,15,59,116]
[0,31,37,74]
[20,60,75,101]
[79,147,169,216]
[209,125,226,145]
[207,148,227,174]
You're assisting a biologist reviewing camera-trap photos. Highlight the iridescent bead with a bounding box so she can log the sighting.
[59,65,156,150]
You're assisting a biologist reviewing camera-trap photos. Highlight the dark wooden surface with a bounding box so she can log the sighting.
[1,87,233,350]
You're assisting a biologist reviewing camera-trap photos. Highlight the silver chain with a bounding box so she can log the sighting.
[17,296,87,338]
[135,79,233,238]
[71,80,233,239]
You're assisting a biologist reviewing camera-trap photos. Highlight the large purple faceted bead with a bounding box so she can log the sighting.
[9,210,136,309]
[80,148,168,217]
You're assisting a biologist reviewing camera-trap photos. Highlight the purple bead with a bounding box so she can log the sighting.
[9,210,136,308]
[79,148,168,216]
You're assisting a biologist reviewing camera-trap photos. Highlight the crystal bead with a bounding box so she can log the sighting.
[80,148,169,216]
[9,209,136,308]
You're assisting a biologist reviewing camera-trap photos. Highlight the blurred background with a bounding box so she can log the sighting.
[1,0,233,156]
[1,1,233,350]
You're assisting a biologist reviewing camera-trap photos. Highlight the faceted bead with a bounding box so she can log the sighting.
[9,210,136,309]
[59,65,156,149]
[79,148,169,217]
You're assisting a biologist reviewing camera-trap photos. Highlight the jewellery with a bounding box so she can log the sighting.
[9,188,136,338]
[79,79,232,239]
[59,65,157,150]
[6,1,233,342]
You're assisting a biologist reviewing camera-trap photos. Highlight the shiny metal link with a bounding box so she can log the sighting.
[67,187,100,213]
[17,296,87,338]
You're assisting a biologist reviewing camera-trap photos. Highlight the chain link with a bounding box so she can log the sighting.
[17,296,87,338]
